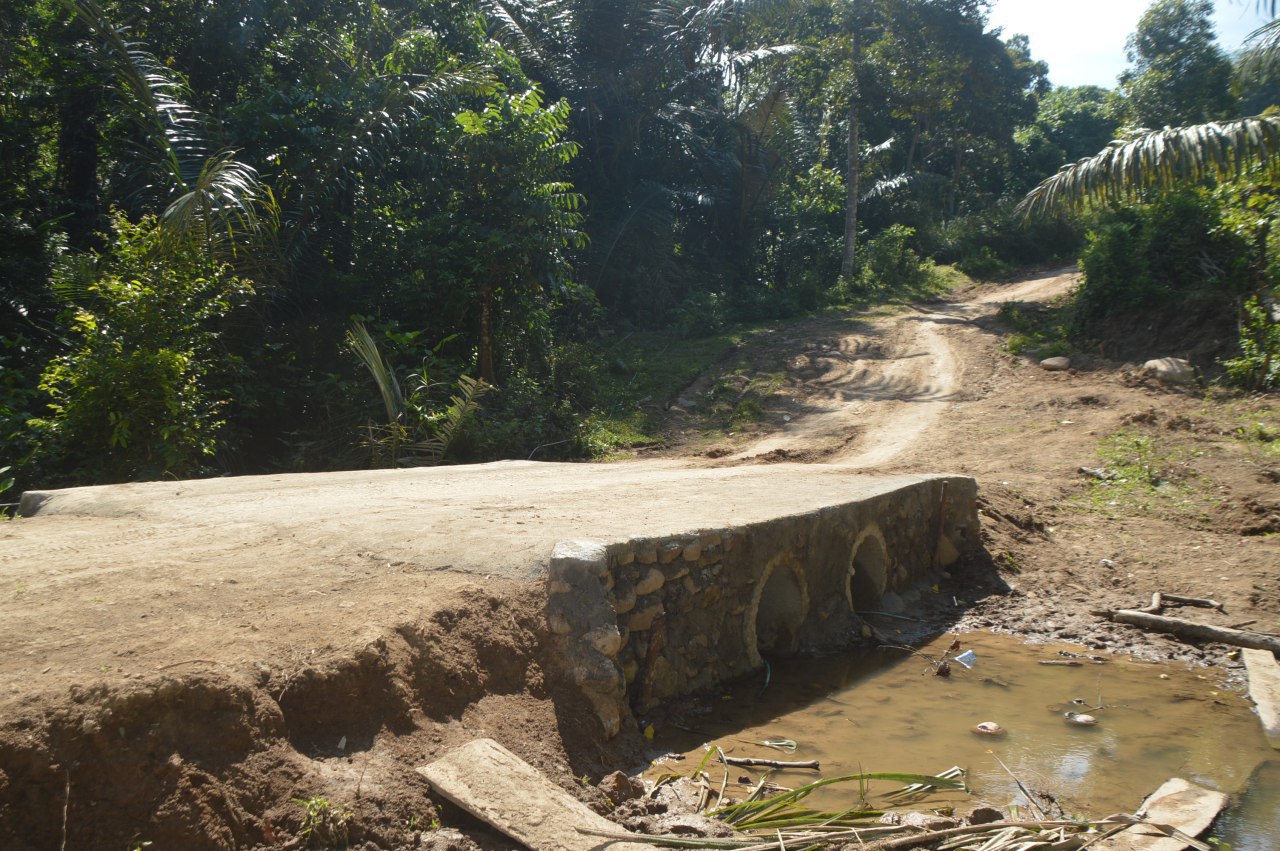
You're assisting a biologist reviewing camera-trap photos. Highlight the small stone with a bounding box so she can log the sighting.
[973,721,1005,736]
[647,656,679,698]
[621,659,639,685]
[701,532,722,549]
[612,582,637,615]
[598,771,645,805]
[550,540,609,577]
[663,563,689,582]
[635,568,665,596]
[682,542,702,562]
[548,612,572,635]
[614,548,636,566]
[547,578,572,595]
[585,626,623,658]
[1040,356,1071,371]
[658,542,683,564]
[636,545,658,565]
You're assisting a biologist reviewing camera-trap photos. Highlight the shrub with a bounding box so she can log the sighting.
[1076,192,1251,327]
[1222,296,1280,389]
[856,225,940,295]
[955,245,1012,281]
[29,213,253,482]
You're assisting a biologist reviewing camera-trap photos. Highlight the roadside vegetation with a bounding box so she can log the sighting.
[2,0,1278,503]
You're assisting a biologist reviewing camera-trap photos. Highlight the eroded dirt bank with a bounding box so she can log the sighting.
[0,581,620,848]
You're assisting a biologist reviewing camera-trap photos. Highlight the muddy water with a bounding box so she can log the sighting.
[651,632,1274,846]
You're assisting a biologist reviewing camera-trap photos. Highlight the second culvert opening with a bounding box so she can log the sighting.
[847,530,888,611]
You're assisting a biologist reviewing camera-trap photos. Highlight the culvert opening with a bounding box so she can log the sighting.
[847,531,888,611]
[753,564,807,657]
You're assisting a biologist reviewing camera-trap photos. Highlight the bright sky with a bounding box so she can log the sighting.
[986,0,1272,88]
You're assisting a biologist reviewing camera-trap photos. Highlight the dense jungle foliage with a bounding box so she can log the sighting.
[2,0,1278,497]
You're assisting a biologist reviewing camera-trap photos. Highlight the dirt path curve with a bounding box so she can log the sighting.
[729,268,1080,467]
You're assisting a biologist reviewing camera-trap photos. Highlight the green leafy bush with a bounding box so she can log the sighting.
[1222,296,1280,389]
[29,214,253,482]
[746,164,845,316]
[927,201,1084,278]
[955,245,1012,281]
[1076,192,1251,325]
[855,225,940,295]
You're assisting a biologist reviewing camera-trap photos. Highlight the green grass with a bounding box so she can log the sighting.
[1229,410,1280,460]
[1076,430,1216,521]
[586,322,784,452]
[996,302,1071,359]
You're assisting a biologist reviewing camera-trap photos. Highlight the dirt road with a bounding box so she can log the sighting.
[727,270,1079,466]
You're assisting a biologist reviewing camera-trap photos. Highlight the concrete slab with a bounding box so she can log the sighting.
[1243,648,1280,749]
[418,738,654,850]
[2,461,975,720]
[17,461,953,574]
[1096,778,1228,851]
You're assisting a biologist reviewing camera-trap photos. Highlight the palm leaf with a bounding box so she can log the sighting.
[710,771,965,829]
[1018,116,1280,219]
[346,321,403,424]
[61,0,207,191]
[61,0,276,259]
[407,374,490,463]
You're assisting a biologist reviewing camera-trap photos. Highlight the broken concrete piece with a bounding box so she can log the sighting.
[419,739,655,851]
[1244,648,1280,749]
[1095,777,1228,851]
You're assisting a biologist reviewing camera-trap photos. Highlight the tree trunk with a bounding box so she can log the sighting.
[841,101,860,282]
[57,79,101,251]
[478,283,495,384]
[947,137,963,217]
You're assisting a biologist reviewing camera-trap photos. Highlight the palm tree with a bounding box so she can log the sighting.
[477,0,797,315]
[61,0,277,266]
[1015,2,1280,389]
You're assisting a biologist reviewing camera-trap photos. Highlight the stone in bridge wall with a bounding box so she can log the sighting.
[546,476,979,736]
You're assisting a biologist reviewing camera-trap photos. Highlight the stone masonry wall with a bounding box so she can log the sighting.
[546,475,979,737]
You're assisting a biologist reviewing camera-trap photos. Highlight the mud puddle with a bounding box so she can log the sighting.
[650,631,1274,847]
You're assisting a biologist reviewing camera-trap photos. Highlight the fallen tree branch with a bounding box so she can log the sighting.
[722,757,820,771]
[1160,594,1224,612]
[1093,609,1280,655]
[1135,592,1225,615]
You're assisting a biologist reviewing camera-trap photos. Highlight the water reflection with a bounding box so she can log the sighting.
[650,631,1271,841]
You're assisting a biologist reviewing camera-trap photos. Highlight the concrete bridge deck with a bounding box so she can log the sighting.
[4,461,976,718]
